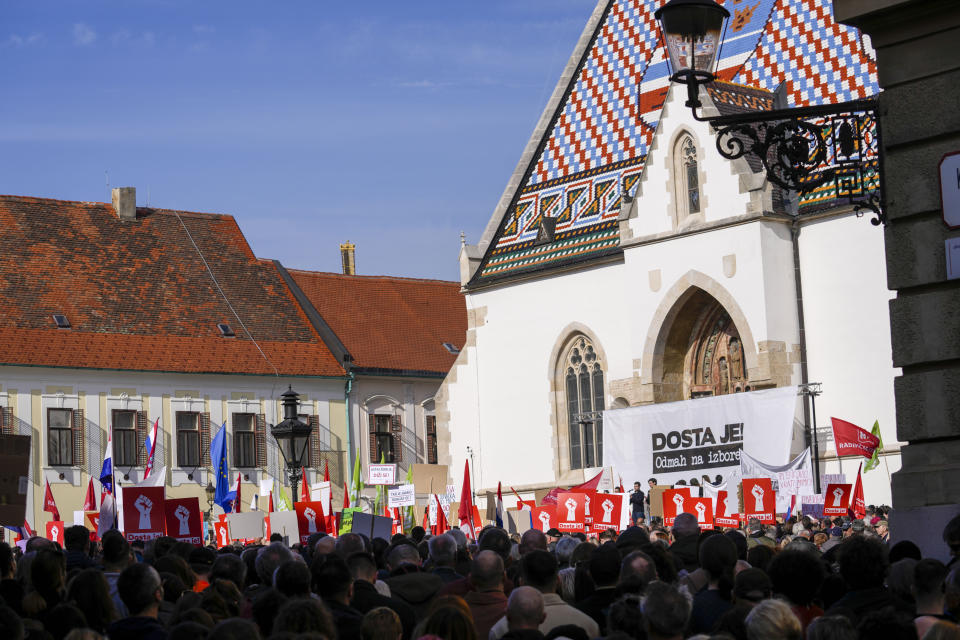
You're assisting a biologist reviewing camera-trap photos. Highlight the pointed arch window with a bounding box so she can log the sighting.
[674,134,701,223]
[563,336,604,470]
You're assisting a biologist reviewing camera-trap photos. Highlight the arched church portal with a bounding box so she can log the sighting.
[656,288,749,402]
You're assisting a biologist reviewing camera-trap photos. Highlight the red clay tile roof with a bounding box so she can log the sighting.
[0,195,344,376]
[287,270,467,376]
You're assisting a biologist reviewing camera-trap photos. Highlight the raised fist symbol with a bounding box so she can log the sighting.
[584,494,591,517]
[135,494,153,529]
[601,499,615,522]
[50,526,59,541]
[218,526,228,546]
[694,501,707,522]
[175,505,191,535]
[751,484,765,512]
[538,511,551,530]
[564,498,578,521]
[672,493,685,512]
[831,487,844,507]
[304,508,318,533]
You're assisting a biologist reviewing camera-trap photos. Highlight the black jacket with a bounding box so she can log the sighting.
[324,598,364,640]
[351,579,416,640]
[385,571,444,619]
[106,616,167,640]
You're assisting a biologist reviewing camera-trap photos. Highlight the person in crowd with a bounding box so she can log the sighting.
[383,542,443,618]
[646,478,657,515]
[915,558,954,638]
[616,550,657,596]
[23,548,66,621]
[362,606,403,640]
[605,594,644,640]
[688,533,737,634]
[519,529,548,557]
[347,551,416,640]
[629,482,645,525]
[441,527,514,598]
[574,543,620,634]
[766,548,824,634]
[502,586,546,640]
[65,568,118,634]
[106,563,166,640]
[463,550,508,640]
[272,559,312,599]
[489,550,599,639]
[63,526,95,572]
[745,598,802,640]
[642,581,689,640]
[825,535,911,624]
[210,553,246,591]
[419,602,477,640]
[669,513,700,573]
[313,555,363,640]
[271,597,337,637]
[427,534,463,584]
[806,615,857,640]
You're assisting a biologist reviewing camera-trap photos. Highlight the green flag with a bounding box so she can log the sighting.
[403,464,416,532]
[864,420,884,472]
[350,446,364,505]
[276,479,292,511]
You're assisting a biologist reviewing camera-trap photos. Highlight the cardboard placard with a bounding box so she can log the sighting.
[213,521,231,547]
[742,478,776,524]
[46,520,64,544]
[372,513,394,541]
[410,464,448,495]
[269,511,300,542]
[294,501,327,543]
[227,511,265,541]
[531,505,556,532]
[122,486,166,541]
[689,497,714,530]
[534,488,552,504]
[163,497,203,544]
[661,487,691,526]
[85,511,101,540]
[507,509,533,535]
[0,435,31,526]
[591,494,623,532]
[368,464,397,486]
[556,492,586,532]
[823,484,852,516]
[351,511,374,537]
[388,484,416,508]
[649,485,670,519]
[350,511,395,541]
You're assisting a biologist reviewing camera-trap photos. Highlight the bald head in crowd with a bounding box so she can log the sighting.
[519,529,548,556]
[506,586,546,631]
[335,533,366,558]
[387,544,422,571]
[428,534,458,568]
[471,550,505,591]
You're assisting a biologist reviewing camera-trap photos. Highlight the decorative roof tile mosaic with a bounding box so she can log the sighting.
[474,0,878,284]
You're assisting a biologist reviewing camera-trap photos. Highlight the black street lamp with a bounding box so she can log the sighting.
[271,386,312,505]
[655,0,884,224]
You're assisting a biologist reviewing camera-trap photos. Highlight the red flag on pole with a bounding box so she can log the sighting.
[342,481,351,510]
[82,477,97,512]
[422,506,430,532]
[268,491,275,513]
[323,461,330,483]
[300,468,310,503]
[618,475,625,494]
[458,460,475,539]
[43,479,60,521]
[234,474,242,514]
[851,462,866,519]
[831,417,880,459]
[435,494,450,535]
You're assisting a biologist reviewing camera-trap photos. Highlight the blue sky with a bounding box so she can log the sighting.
[0,1,597,280]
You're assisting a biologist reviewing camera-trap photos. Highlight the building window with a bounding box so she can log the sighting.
[674,134,701,223]
[369,414,401,463]
[563,337,604,470]
[233,413,256,468]
[176,412,200,468]
[113,410,137,467]
[48,408,74,466]
[426,415,438,464]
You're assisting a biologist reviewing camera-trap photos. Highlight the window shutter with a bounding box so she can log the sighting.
[368,414,377,463]
[0,406,12,435]
[201,413,212,469]
[255,414,267,469]
[391,415,403,463]
[308,415,320,469]
[426,416,437,464]
[72,409,85,467]
[136,411,148,466]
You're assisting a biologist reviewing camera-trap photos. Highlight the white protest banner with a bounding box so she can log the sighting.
[310,481,332,515]
[388,484,416,508]
[368,464,397,486]
[604,387,798,498]
[740,448,813,513]
[259,479,273,497]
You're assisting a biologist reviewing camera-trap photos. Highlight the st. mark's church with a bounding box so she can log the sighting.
[436,0,898,504]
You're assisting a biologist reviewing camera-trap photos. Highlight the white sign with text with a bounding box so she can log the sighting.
[368,464,398,486]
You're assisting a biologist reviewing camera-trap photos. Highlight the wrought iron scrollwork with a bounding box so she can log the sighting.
[702,98,885,224]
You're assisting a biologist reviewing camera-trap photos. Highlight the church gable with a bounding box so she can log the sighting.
[470,0,878,286]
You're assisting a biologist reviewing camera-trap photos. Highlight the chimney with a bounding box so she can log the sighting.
[112,187,137,220]
[340,242,356,275]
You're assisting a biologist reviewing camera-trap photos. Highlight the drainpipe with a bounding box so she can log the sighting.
[790,213,814,464]
[345,371,354,482]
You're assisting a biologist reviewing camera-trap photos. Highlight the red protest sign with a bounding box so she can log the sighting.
[662,488,691,526]
[742,478,776,524]
[122,486,166,541]
[531,505,557,532]
[294,501,327,544]
[823,484,853,516]
[213,521,231,547]
[591,494,623,532]
[84,511,100,540]
[581,491,598,527]
[45,521,64,544]
[164,498,203,545]
[689,497,715,530]
[556,492,586,533]
[715,514,742,528]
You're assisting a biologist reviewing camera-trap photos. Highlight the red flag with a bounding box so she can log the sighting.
[268,491,275,513]
[618,475,625,494]
[434,494,450,535]
[82,477,97,512]
[458,460,475,539]
[300,468,310,503]
[233,474,242,514]
[831,417,880,459]
[342,481,351,510]
[323,461,330,483]
[24,519,35,538]
[43,479,60,521]
[851,462,866,519]
[541,470,604,505]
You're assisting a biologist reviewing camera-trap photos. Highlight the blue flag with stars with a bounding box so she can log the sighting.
[210,422,234,513]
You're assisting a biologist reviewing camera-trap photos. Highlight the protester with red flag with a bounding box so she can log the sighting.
[43,479,60,522]
[458,460,476,539]
[831,417,880,458]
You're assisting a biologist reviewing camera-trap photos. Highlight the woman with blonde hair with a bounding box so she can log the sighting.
[745,599,802,640]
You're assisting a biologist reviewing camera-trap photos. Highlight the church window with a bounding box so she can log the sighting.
[674,134,701,223]
[563,337,604,470]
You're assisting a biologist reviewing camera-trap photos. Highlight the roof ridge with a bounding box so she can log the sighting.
[286,268,459,286]
[0,194,234,220]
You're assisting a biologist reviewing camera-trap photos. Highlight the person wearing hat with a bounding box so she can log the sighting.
[819,527,843,554]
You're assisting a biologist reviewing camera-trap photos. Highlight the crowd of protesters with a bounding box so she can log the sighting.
[0,500,958,640]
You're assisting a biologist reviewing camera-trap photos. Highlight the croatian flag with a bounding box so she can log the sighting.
[144,418,159,478]
[495,482,504,528]
[99,434,114,494]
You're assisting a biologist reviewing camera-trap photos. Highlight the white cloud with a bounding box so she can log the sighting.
[3,32,43,47]
[73,23,97,46]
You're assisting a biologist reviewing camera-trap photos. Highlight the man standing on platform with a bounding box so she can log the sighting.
[630,482,645,525]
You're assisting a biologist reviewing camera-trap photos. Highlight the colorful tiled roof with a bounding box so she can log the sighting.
[472,0,879,284]
[286,270,467,376]
[0,195,345,376]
